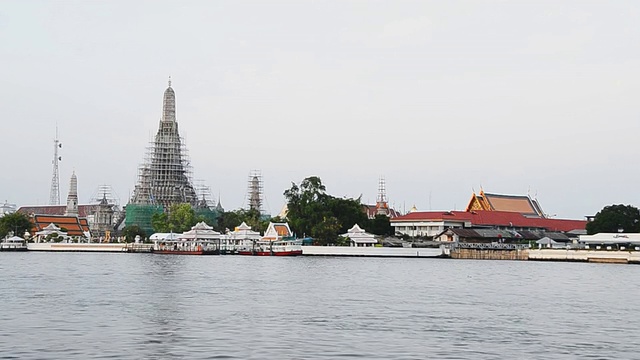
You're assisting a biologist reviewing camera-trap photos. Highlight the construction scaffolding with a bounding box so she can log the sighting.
[88,185,122,238]
[126,80,202,234]
[124,204,164,237]
[247,170,264,214]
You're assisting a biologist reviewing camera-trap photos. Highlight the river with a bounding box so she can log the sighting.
[1,252,638,359]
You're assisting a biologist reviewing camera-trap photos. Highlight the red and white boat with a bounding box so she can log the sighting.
[153,239,220,255]
[238,239,303,256]
[152,222,221,255]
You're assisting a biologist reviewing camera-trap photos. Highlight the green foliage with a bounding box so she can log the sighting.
[168,203,200,233]
[586,204,640,234]
[367,214,394,236]
[215,208,270,234]
[335,236,350,247]
[326,196,368,234]
[151,203,204,233]
[0,212,32,239]
[151,212,169,233]
[122,225,146,243]
[284,176,370,244]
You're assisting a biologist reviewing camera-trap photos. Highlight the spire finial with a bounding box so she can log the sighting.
[168,76,172,87]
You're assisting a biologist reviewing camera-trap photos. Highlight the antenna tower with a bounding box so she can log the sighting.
[49,127,62,205]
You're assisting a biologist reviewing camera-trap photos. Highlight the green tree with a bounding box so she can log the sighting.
[326,196,369,234]
[367,214,394,236]
[215,210,242,233]
[215,208,271,234]
[284,176,370,244]
[0,212,32,239]
[151,203,202,234]
[167,203,199,232]
[284,176,331,239]
[586,204,640,234]
[151,212,169,233]
[122,225,146,243]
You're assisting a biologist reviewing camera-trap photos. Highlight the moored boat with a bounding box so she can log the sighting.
[153,239,219,255]
[237,222,302,256]
[0,236,28,251]
[248,239,303,256]
[152,222,221,255]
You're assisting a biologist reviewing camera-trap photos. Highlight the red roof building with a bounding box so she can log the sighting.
[391,210,587,238]
[31,215,91,237]
[18,204,98,218]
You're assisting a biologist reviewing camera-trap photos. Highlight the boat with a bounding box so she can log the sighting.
[0,236,28,251]
[152,222,221,255]
[153,239,220,255]
[237,222,302,256]
[238,238,303,256]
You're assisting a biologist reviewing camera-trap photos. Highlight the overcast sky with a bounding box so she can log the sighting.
[1,1,638,219]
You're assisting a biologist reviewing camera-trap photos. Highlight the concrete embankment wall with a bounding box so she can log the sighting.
[451,248,529,260]
[301,246,443,258]
[28,243,132,252]
[529,249,640,264]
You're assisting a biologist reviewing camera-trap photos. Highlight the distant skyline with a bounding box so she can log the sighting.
[1,1,639,219]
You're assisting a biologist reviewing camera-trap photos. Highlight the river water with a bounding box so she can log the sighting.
[1,252,638,359]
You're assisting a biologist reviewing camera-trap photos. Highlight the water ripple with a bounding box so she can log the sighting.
[0,253,639,359]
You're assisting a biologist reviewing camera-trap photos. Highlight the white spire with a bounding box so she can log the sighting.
[65,171,78,216]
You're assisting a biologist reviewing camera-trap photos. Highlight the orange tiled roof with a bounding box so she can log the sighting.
[466,191,544,217]
[32,215,90,236]
[274,225,291,236]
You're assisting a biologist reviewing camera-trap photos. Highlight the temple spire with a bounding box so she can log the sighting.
[65,171,78,216]
[162,77,176,122]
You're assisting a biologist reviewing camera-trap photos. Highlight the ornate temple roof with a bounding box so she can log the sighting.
[465,190,545,218]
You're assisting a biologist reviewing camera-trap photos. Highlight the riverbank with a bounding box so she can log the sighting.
[301,246,445,258]
[528,249,640,264]
[27,243,153,252]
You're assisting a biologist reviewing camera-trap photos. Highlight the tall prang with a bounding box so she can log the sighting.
[65,171,78,216]
[247,170,263,214]
[125,79,200,235]
[129,78,198,209]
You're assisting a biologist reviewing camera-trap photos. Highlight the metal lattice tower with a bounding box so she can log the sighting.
[247,170,263,213]
[375,176,389,215]
[129,78,198,209]
[49,127,62,205]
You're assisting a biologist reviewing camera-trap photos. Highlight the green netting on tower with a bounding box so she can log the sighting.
[124,204,164,237]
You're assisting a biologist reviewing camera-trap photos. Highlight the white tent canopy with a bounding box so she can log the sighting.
[179,222,221,240]
[3,236,25,243]
[149,233,180,241]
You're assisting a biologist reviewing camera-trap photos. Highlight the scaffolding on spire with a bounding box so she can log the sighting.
[49,126,62,205]
[375,176,389,215]
[247,170,264,214]
[125,80,201,235]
